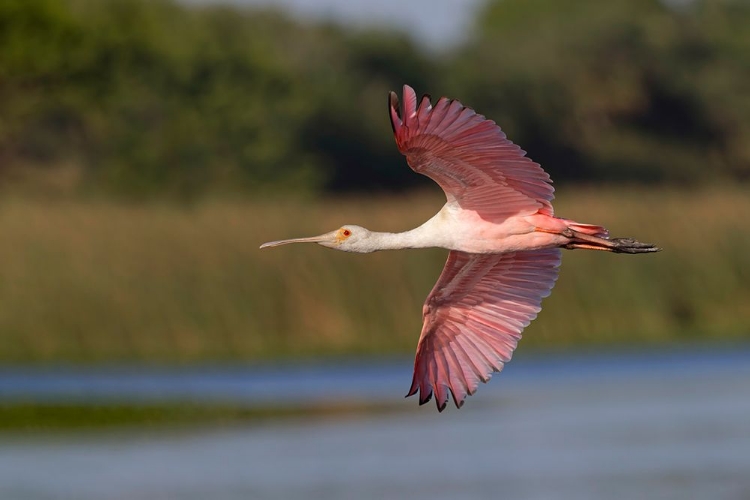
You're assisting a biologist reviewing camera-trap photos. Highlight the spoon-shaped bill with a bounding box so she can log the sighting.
[259,231,338,249]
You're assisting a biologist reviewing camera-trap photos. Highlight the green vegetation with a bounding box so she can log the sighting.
[0,1,748,433]
[2,0,748,430]
[1,0,749,199]
[1,187,747,365]
[451,0,750,184]
[0,401,402,431]
[0,0,436,198]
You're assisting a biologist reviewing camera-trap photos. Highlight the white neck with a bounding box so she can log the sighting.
[366,227,438,250]
[359,210,451,252]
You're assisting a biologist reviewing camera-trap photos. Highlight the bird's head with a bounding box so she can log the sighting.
[260,225,374,253]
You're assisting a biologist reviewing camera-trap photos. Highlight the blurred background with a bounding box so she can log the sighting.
[1,0,749,499]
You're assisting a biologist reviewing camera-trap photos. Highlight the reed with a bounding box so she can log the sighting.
[0,186,747,364]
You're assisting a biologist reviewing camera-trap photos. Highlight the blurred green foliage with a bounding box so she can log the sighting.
[1,0,748,200]
[450,0,750,184]
[0,0,436,198]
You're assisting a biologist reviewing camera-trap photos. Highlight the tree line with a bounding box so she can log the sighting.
[1,0,748,199]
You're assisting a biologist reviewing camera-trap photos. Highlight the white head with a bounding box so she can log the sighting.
[260,225,376,253]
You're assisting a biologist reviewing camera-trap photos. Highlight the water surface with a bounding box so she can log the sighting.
[2,348,749,500]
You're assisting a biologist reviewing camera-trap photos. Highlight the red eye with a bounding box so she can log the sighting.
[342,229,351,237]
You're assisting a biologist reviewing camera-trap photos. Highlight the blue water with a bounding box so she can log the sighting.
[3,348,749,406]
[1,348,750,500]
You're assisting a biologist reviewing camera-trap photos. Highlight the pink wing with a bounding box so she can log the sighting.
[408,248,561,411]
[389,85,555,220]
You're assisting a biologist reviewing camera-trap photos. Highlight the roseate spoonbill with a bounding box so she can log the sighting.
[261,85,659,411]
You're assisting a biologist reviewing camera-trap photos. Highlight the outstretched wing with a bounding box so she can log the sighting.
[408,248,561,411]
[389,85,555,221]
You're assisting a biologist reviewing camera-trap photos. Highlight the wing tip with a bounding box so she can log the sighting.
[389,90,404,139]
[408,384,472,411]
[451,390,467,409]
[401,84,418,126]
[405,387,417,398]
[402,83,416,101]
[418,392,433,406]
[390,84,421,142]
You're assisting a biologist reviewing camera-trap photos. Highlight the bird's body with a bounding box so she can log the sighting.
[261,85,659,411]
[335,208,571,254]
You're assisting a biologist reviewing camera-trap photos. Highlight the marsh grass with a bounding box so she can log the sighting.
[0,186,748,364]
[0,401,403,431]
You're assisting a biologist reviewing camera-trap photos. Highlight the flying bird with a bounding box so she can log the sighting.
[261,85,659,411]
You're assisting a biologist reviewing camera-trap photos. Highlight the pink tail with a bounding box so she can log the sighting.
[563,220,610,239]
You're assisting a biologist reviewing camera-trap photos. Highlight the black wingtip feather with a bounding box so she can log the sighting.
[419,392,433,406]
[451,391,466,409]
